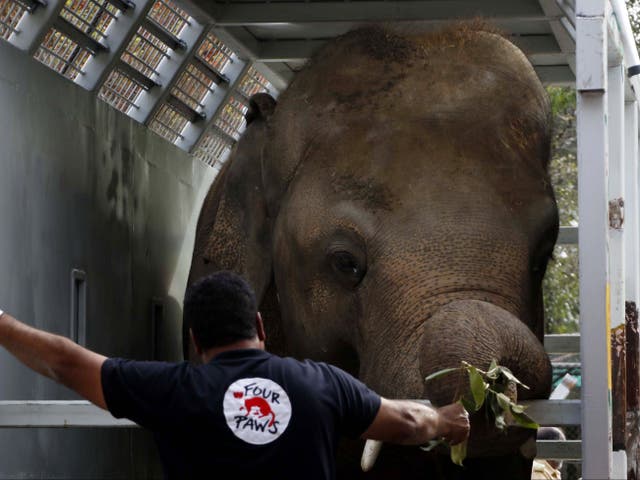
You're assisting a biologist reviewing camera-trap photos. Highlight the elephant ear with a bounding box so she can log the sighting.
[186,94,276,339]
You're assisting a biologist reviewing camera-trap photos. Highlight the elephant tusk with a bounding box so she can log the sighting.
[361,439,383,472]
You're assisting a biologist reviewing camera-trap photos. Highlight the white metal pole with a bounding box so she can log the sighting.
[608,63,627,477]
[625,101,639,305]
[576,1,613,478]
[608,64,625,334]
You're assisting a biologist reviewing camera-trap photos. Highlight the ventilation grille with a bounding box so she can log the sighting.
[0,0,27,40]
[98,68,145,113]
[121,26,168,81]
[214,95,247,140]
[171,63,214,112]
[193,132,234,170]
[193,67,273,168]
[148,31,236,145]
[1,0,279,160]
[34,28,92,80]
[238,66,273,98]
[147,0,189,38]
[197,32,233,73]
[60,0,119,43]
[149,103,188,143]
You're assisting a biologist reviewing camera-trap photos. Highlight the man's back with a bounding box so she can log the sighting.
[102,349,381,479]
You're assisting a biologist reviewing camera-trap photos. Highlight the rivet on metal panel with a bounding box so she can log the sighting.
[610,197,625,229]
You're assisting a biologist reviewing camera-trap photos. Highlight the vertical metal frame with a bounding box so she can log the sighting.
[576,1,613,478]
[624,99,639,304]
[70,269,87,346]
[607,61,627,477]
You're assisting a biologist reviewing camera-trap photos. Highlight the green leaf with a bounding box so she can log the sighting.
[450,440,467,466]
[495,392,513,411]
[460,396,475,414]
[485,359,500,380]
[510,410,539,430]
[425,367,462,383]
[468,366,487,411]
[495,367,529,389]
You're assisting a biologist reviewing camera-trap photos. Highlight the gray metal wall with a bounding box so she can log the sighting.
[0,39,215,478]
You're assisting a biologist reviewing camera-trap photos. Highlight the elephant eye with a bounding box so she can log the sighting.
[329,250,366,288]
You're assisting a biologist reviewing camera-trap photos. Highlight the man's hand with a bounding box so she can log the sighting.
[362,398,469,446]
[435,403,470,445]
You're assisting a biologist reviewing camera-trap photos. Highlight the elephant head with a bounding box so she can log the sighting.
[186,24,557,479]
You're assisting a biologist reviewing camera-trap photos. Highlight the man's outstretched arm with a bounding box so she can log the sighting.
[0,311,107,409]
[362,398,469,445]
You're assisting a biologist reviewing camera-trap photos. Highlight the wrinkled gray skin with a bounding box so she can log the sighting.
[186,25,557,479]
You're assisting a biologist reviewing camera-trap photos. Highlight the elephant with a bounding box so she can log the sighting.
[186,23,558,479]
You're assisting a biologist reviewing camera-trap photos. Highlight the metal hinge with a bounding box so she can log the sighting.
[609,198,625,230]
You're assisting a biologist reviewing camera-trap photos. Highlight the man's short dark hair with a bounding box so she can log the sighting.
[184,272,258,350]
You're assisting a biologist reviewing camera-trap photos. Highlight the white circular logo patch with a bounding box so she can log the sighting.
[223,377,292,445]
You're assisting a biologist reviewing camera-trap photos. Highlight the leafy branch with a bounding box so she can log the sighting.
[421,360,539,466]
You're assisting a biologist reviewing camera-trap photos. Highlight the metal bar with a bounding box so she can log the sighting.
[193,55,228,84]
[166,93,204,122]
[0,18,19,34]
[36,44,85,74]
[625,101,640,303]
[150,113,185,140]
[608,63,627,452]
[535,65,575,85]
[558,226,578,244]
[115,60,157,89]
[189,33,251,152]
[138,15,204,139]
[123,50,161,76]
[0,401,137,427]
[576,2,613,477]
[131,30,170,58]
[256,35,563,64]
[183,66,215,93]
[15,0,67,53]
[536,440,582,460]
[544,333,581,353]
[211,27,292,92]
[207,124,238,150]
[60,8,109,37]
[211,0,548,25]
[521,399,581,425]
[537,0,577,81]
[142,17,185,50]
[77,0,152,90]
[156,0,190,26]
[53,16,106,53]
[100,83,140,108]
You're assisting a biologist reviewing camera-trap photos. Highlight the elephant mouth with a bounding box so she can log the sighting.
[419,299,551,459]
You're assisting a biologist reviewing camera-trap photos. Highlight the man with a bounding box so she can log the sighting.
[531,427,565,479]
[0,271,469,479]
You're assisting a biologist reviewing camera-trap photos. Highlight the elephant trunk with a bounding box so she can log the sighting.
[420,299,551,457]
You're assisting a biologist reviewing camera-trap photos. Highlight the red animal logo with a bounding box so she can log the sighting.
[241,397,276,427]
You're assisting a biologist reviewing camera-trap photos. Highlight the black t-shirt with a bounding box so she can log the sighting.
[101,349,381,479]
